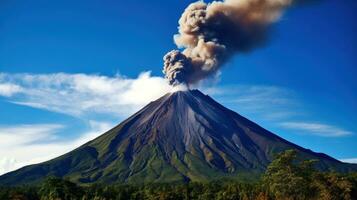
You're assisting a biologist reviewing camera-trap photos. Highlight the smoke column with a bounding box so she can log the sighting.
[163,0,300,86]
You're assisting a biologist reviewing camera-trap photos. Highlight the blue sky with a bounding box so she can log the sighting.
[0,0,356,174]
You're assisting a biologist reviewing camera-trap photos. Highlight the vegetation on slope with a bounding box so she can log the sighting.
[1,150,356,200]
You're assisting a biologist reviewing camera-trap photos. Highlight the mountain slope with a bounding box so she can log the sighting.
[1,90,356,185]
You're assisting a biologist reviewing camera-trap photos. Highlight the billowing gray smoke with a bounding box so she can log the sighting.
[163,0,298,86]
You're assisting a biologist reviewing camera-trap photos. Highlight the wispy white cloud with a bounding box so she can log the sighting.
[340,158,357,164]
[279,122,353,137]
[0,123,64,175]
[0,121,113,175]
[203,85,300,120]
[0,158,16,176]
[203,86,352,138]
[0,72,172,117]
[0,83,23,97]
[0,124,64,147]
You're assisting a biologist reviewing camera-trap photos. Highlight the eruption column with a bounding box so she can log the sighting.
[163,0,298,86]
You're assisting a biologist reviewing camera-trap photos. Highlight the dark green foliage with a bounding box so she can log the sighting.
[38,177,84,200]
[347,172,357,198]
[0,150,356,200]
[313,172,354,200]
[0,185,39,200]
[0,180,261,200]
[263,149,357,200]
[262,149,317,199]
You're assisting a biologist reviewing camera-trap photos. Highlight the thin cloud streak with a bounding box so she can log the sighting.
[340,158,357,164]
[0,124,64,147]
[203,85,300,120]
[280,122,353,137]
[204,86,352,138]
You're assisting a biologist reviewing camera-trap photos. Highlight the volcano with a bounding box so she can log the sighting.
[0,89,356,185]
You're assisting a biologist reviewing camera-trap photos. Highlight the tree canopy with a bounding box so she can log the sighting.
[1,149,356,200]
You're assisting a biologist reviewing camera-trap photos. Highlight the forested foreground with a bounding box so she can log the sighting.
[1,150,357,200]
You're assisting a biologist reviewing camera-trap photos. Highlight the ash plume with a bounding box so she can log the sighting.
[163,0,306,86]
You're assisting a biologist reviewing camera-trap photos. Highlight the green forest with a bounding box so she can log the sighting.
[1,150,356,200]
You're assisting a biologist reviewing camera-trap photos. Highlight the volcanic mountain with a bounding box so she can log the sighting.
[0,89,356,185]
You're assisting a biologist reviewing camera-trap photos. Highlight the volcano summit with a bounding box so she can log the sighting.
[0,89,355,185]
